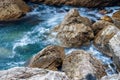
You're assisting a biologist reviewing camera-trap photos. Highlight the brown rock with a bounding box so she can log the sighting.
[94,23,120,71]
[30,0,119,7]
[28,45,65,71]
[108,32,120,71]
[0,67,70,80]
[92,16,114,35]
[53,8,94,48]
[94,25,120,57]
[62,50,106,80]
[112,10,120,29]
[0,0,30,21]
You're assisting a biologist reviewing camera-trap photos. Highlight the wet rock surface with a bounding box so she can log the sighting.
[62,50,106,80]
[94,25,120,57]
[94,23,120,71]
[108,32,120,71]
[101,73,120,80]
[30,0,120,7]
[92,16,114,35]
[28,45,65,71]
[0,67,69,80]
[53,8,94,48]
[0,0,30,21]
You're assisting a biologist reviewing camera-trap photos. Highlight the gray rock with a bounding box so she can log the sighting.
[94,24,120,71]
[0,67,70,80]
[101,73,120,80]
[62,50,106,80]
[52,8,94,48]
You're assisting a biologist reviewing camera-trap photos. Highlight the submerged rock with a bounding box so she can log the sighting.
[30,0,120,7]
[0,0,30,21]
[112,10,120,29]
[101,73,120,80]
[92,16,114,35]
[28,45,65,71]
[0,67,69,80]
[53,8,94,48]
[62,50,106,80]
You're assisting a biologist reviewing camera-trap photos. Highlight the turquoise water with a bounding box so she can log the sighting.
[0,3,120,75]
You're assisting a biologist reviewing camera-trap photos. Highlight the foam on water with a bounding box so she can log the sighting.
[65,44,118,75]
[0,3,120,74]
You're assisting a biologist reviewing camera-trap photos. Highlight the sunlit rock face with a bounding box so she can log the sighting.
[62,50,106,80]
[94,24,120,71]
[28,45,65,71]
[101,73,120,80]
[92,16,114,35]
[94,25,120,57]
[0,0,30,21]
[109,32,120,71]
[0,67,69,80]
[112,10,120,29]
[30,0,120,7]
[52,8,94,48]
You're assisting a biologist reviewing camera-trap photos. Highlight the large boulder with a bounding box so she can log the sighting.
[30,0,119,7]
[52,8,94,48]
[112,10,120,29]
[62,50,106,80]
[108,32,120,71]
[92,16,114,35]
[28,45,65,71]
[94,25,120,57]
[0,0,30,21]
[0,67,69,80]
[101,73,120,80]
[94,24,120,71]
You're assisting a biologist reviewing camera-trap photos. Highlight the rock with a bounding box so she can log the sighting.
[92,16,114,35]
[101,73,120,80]
[108,32,120,71]
[28,45,65,71]
[94,23,120,71]
[30,0,120,7]
[0,0,30,21]
[112,10,120,29]
[94,25,120,57]
[62,50,106,80]
[0,67,69,80]
[61,8,92,26]
[53,8,94,48]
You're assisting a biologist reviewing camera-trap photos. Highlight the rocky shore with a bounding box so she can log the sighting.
[0,0,120,80]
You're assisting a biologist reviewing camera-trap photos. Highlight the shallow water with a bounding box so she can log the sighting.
[0,3,120,75]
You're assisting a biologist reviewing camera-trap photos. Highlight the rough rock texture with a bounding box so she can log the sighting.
[53,8,94,48]
[94,23,120,71]
[112,10,120,29]
[30,0,120,7]
[92,16,114,35]
[94,25,120,57]
[108,32,120,71]
[0,67,69,80]
[28,45,65,71]
[101,73,120,80]
[62,50,106,80]
[0,0,30,21]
